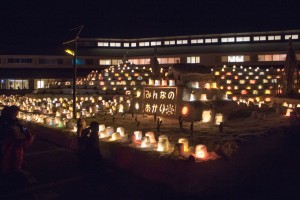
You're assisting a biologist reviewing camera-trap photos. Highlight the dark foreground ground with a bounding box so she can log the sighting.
[0,124,300,200]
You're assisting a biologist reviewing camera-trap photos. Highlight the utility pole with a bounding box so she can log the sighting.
[63,25,84,119]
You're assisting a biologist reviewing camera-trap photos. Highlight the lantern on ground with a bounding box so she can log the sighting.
[105,127,114,136]
[200,94,207,101]
[157,135,169,152]
[195,144,208,159]
[286,108,293,117]
[202,110,211,123]
[172,143,184,156]
[178,138,189,152]
[116,127,125,137]
[134,131,142,141]
[111,132,121,141]
[215,113,223,125]
[99,124,106,132]
[145,132,156,143]
[141,136,151,148]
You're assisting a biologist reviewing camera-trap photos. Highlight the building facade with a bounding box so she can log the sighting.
[0,30,299,91]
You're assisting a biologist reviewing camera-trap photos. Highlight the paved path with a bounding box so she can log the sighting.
[0,138,179,200]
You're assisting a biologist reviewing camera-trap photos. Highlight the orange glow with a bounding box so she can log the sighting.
[250,80,256,84]
[195,145,208,159]
[265,97,271,102]
[241,90,247,95]
[204,83,210,89]
[182,106,189,116]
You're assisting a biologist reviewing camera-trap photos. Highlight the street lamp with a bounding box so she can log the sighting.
[63,25,84,119]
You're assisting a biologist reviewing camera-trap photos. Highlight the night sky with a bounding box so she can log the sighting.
[0,0,299,54]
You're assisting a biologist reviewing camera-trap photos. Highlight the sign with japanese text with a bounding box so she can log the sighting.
[143,87,177,116]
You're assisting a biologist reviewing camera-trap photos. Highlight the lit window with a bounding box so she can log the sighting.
[37,81,44,89]
[157,57,180,64]
[236,37,250,42]
[258,54,286,61]
[99,59,111,65]
[164,40,175,45]
[110,42,121,47]
[191,39,203,44]
[177,40,188,45]
[221,37,235,43]
[275,35,281,40]
[253,36,266,41]
[205,38,218,43]
[187,56,200,63]
[131,43,136,47]
[139,42,150,47]
[151,41,162,46]
[97,42,109,47]
[228,55,244,62]
[124,43,130,47]
[285,34,298,40]
[128,58,151,65]
[111,59,122,65]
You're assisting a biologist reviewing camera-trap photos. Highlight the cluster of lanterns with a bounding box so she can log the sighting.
[47,62,151,97]
[214,65,285,101]
[0,95,134,130]
[130,132,214,160]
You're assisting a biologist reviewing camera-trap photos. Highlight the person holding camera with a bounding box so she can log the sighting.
[0,105,33,180]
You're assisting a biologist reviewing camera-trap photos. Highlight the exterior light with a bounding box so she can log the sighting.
[65,49,75,56]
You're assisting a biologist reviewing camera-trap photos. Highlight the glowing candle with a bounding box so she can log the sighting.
[195,144,208,159]
[145,132,156,143]
[116,127,125,137]
[178,138,189,152]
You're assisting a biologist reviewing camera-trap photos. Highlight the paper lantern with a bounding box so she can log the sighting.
[99,131,109,138]
[105,127,114,136]
[116,127,125,137]
[178,138,189,152]
[161,80,168,86]
[99,124,106,132]
[141,136,151,148]
[145,132,156,143]
[202,110,211,123]
[200,94,207,101]
[111,132,121,141]
[286,108,293,117]
[148,79,154,85]
[157,135,169,152]
[169,80,175,86]
[215,113,223,125]
[181,106,189,116]
[190,94,196,101]
[195,144,208,159]
[154,80,161,86]
[172,143,184,156]
[134,131,143,141]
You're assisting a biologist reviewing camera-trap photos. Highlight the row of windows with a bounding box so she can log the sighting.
[2,53,300,66]
[39,58,63,65]
[7,58,33,64]
[221,54,300,62]
[96,34,299,48]
[258,54,286,62]
[99,57,181,65]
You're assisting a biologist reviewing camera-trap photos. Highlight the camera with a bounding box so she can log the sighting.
[22,126,28,132]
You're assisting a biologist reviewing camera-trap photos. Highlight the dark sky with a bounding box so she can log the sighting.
[0,0,299,54]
